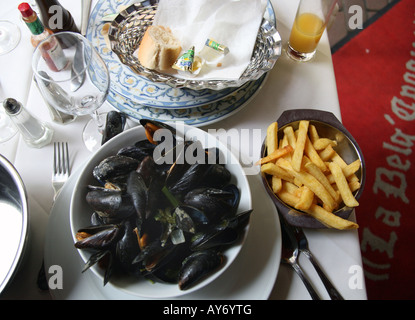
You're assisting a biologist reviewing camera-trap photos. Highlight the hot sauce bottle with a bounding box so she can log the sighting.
[18,2,67,72]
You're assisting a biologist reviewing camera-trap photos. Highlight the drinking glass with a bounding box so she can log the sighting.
[0,21,21,56]
[32,32,110,152]
[286,0,338,62]
[0,106,17,143]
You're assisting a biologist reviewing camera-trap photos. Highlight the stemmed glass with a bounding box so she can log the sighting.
[0,21,21,56]
[32,32,110,152]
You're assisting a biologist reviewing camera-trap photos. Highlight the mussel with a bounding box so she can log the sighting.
[183,186,239,221]
[126,171,147,221]
[116,219,141,272]
[117,140,156,162]
[101,111,126,145]
[86,188,135,220]
[92,155,139,183]
[178,249,224,290]
[75,224,123,250]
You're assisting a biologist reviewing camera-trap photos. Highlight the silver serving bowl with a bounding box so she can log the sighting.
[260,109,366,228]
[0,154,29,294]
[108,0,281,90]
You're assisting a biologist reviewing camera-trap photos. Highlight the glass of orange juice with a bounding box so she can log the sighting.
[287,0,338,62]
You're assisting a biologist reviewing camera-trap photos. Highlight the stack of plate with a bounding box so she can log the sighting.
[87,0,281,127]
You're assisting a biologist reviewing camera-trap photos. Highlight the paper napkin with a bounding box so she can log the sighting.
[152,0,267,81]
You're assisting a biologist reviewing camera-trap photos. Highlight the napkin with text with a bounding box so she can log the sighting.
[153,0,267,81]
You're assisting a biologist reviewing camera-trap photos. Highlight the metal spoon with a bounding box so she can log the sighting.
[294,227,344,300]
[279,216,321,300]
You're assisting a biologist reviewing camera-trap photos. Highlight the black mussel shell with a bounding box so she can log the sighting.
[93,155,139,183]
[86,189,135,219]
[117,140,156,162]
[126,171,147,221]
[190,227,239,251]
[116,220,141,272]
[178,249,224,290]
[101,111,126,145]
[75,224,123,250]
[183,187,235,221]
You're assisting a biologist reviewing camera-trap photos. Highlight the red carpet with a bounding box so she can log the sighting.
[333,0,415,300]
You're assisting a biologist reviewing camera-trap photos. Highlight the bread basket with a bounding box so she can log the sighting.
[108,0,281,91]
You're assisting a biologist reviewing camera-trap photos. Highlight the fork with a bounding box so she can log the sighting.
[52,142,70,201]
[294,227,344,300]
[279,216,321,300]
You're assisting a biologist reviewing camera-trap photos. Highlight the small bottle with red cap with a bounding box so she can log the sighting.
[18,2,67,72]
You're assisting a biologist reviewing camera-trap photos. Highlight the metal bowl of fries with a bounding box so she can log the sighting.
[259,109,366,229]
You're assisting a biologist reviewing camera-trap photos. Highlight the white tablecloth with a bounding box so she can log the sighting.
[0,0,367,300]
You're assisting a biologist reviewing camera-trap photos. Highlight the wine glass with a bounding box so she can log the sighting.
[32,31,110,152]
[0,21,21,56]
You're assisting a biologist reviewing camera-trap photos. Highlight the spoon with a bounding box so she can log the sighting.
[279,215,321,300]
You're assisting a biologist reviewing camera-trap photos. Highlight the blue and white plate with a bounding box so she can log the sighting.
[86,0,276,110]
[107,73,267,127]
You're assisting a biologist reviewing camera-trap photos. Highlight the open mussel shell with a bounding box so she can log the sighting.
[75,224,123,250]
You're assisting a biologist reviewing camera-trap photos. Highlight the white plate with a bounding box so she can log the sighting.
[44,161,281,300]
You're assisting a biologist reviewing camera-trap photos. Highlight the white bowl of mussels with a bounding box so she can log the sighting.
[70,120,252,298]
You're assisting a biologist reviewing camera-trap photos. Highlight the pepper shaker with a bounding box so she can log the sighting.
[3,98,54,148]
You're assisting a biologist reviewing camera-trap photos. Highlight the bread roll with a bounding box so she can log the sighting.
[137,26,182,71]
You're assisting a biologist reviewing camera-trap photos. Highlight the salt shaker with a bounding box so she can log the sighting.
[3,98,54,148]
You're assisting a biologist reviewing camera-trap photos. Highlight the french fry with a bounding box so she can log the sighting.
[304,161,340,203]
[295,186,314,211]
[318,144,336,161]
[261,162,295,183]
[277,158,337,212]
[271,176,282,193]
[326,159,362,184]
[291,120,309,172]
[304,135,327,172]
[328,162,359,207]
[304,204,359,230]
[313,138,338,150]
[308,124,320,144]
[281,180,299,194]
[349,180,361,193]
[266,122,279,155]
[283,126,296,149]
[343,159,361,178]
[277,189,357,229]
[256,145,294,165]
